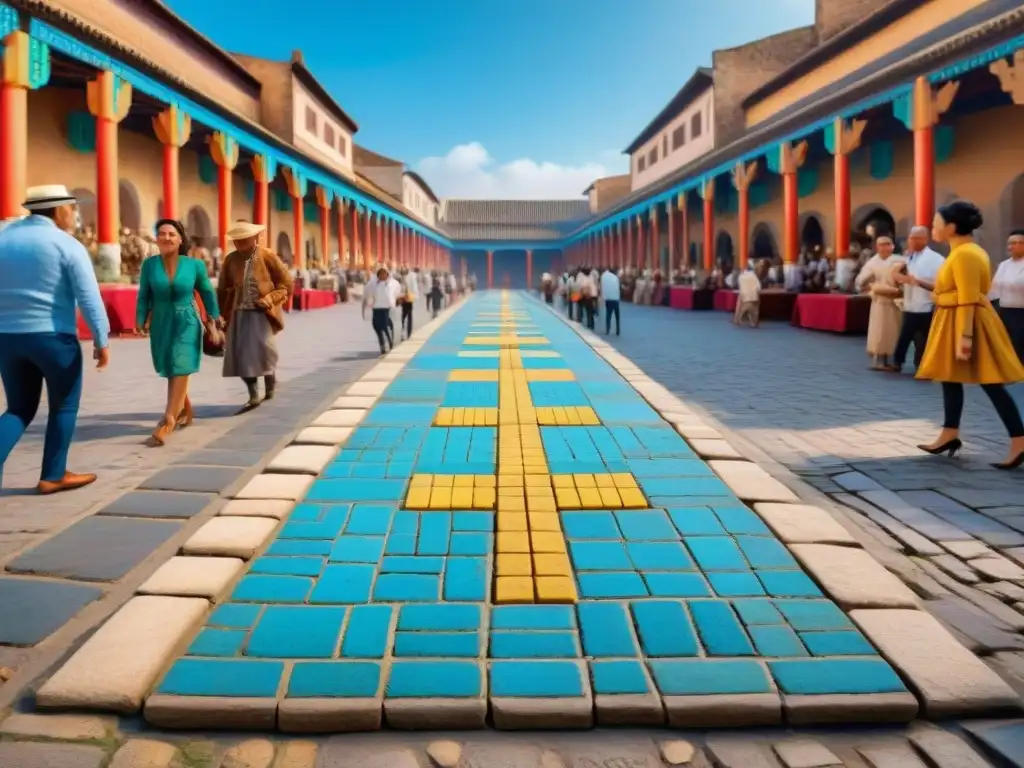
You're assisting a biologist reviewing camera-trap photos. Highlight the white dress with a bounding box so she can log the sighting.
[856,254,904,358]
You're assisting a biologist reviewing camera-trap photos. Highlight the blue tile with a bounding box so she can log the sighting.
[685,537,748,570]
[452,512,493,532]
[626,541,694,570]
[386,533,417,556]
[736,536,798,569]
[417,512,452,555]
[351,464,388,479]
[341,605,393,658]
[247,606,346,658]
[562,512,621,540]
[492,605,576,631]
[444,557,488,601]
[266,539,332,556]
[490,661,584,697]
[644,572,712,597]
[774,600,853,631]
[688,600,754,656]
[278,507,348,540]
[288,661,381,697]
[490,632,579,659]
[801,631,876,656]
[449,532,491,556]
[308,480,406,503]
[590,660,650,695]
[615,511,678,541]
[187,628,245,657]
[732,599,786,626]
[395,632,481,657]
[373,574,440,602]
[158,659,284,697]
[748,625,808,657]
[386,660,482,697]
[381,556,445,573]
[250,556,324,577]
[649,659,771,695]
[346,504,396,535]
[640,477,732,498]
[209,603,262,629]
[631,601,699,657]
[232,575,312,603]
[577,572,649,599]
[309,565,375,604]
[769,658,906,695]
[757,570,823,598]
[708,571,766,597]
[576,602,638,657]
[398,603,481,631]
[712,506,772,535]
[569,541,632,570]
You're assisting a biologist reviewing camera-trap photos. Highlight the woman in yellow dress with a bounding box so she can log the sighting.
[916,201,1024,470]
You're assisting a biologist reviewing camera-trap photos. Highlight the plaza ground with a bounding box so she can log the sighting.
[1,295,1024,768]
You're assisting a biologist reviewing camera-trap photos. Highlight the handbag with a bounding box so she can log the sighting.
[195,290,224,357]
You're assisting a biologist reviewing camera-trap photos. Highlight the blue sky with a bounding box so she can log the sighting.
[166,0,814,198]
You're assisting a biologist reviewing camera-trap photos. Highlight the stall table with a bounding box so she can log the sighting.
[760,290,798,322]
[792,293,870,333]
[713,290,738,312]
[669,286,714,310]
[293,288,337,311]
[77,284,140,340]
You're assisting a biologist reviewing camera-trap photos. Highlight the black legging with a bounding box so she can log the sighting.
[942,382,1024,437]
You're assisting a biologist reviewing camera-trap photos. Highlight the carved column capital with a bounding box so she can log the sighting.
[87,70,131,122]
[991,50,1024,105]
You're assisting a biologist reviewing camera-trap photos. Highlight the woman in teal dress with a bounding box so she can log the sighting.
[136,219,221,446]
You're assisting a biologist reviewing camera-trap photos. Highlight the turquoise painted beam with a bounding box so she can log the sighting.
[448,242,564,251]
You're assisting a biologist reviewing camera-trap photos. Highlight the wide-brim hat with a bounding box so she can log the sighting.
[226,221,265,240]
[24,184,77,211]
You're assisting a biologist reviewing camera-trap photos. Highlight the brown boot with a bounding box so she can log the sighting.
[37,472,97,495]
[177,396,194,428]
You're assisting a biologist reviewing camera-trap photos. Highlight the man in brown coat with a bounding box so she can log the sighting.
[217,220,293,412]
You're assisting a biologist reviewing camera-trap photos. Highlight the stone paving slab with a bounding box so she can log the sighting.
[0,578,103,645]
[95,490,215,520]
[139,465,247,494]
[24,292,1020,733]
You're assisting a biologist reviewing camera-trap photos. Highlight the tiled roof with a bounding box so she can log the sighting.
[289,51,359,133]
[441,200,591,241]
[623,68,714,154]
[404,171,440,204]
[354,144,402,168]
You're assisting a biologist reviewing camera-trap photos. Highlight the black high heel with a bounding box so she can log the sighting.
[992,451,1024,470]
[918,438,962,458]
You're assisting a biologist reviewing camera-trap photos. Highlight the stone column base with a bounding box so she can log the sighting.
[96,243,122,282]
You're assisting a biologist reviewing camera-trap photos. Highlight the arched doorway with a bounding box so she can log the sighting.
[185,206,213,247]
[118,180,141,232]
[715,231,734,269]
[71,187,96,233]
[1006,174,1024,230]
[751,223,778,262]
[854,205,896,241]
[801,215,825,252]
[276,232,293,265]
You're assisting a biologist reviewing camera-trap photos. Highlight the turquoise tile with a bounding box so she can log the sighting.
[562,512,621,540]
[158,659,284,697]
[590,660,650,695]
[774,600,853,631]
[639,477,732,498]
[569,540,632,570]
[631,601,699,657]
[644,572,711,597]
[395,631,480,657]
[577,572,649,599]
[247,606,346,658]
[346,504,396,535]
[307,479,406,503]
[288,661,381,697]
[649,659,771,695]
[373,574,440,602]
[381,556,445,573]
[732,599,786,626]
[386,660,482,698]
[490,632,579,659]
[329,536,386,564]
[749,625,808,657]
[452,512,493,532]
[708,571,766,597]
[209,603,262,629]
[278,507,348,540]
[232,575,312,603]
[757,570,823,598]
[250,556,325,577]
[712,506,772,535]
[187,628,245,657]
[688,600,754,656]
[309,565,375,604]
[385,533,417,555]
[684,537,748,570]
[266,539,332,556]
[736,536,798,569]
[341,605,393,658]
[449,532,491,556]
[615,511,678,541]
[398,604,481,631]
[626,541,694,570]
[444,557,488,601]
[490,661,584,697]
[492,605,576,630]
[417,512,452,555]
[768,658,907,695]
[801,630,876,656]
[576,602,638,657]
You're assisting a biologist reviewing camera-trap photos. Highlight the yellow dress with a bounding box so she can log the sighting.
[917,242,1024,384]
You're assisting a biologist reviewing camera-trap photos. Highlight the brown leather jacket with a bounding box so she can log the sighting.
[217,246,293,333]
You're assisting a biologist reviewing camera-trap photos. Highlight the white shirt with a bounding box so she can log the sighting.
[574,272,596,296]
[902,247,944,313]
[738,271,761,302]
[600,271,621,301]
[364,276,401,309]
[401,272,418,300]
[834,258,856,292]
[991,258,1024,309]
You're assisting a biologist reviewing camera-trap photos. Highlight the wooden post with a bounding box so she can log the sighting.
[153,104,191,221]
[250,154,276,231]
[700,179,715,271]
[678,191,690,270]
[909,76,958,227]
[525,249,533,290]
[775,141,808,264]
[666,199,675,273]
[208,132,239,254]
[315,186,332,268]
[337,198,347,266]
[87,70,132,279]
[281,168,307,270]
[1,31,50,220]
[731,162,758,270]
[826,118,866,258]
[486,250,494,289]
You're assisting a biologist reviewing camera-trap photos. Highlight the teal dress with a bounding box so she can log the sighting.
[136,256,220,378]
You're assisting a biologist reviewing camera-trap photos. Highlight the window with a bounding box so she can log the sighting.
[338,135,348,158]
[691,112,702,139]
[662,135,668,156]
[305,106,317,133]
[648,146,658,165]
[672,124,686,150]
[323,123,335,146]
[637,155,646,173]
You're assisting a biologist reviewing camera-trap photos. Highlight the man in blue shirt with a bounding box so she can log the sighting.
[0,185,111,494]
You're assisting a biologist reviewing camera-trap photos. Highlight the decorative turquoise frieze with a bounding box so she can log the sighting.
[929,35,1024,83]
[0,2,19,39]
[66,111,96,153]
[822,122,837,155]
[869,141,894,181]
[28,37,50,89]
[198,155,217,185]
[935,124,954,165]
[797,167,818,199]
[892,92,912,131]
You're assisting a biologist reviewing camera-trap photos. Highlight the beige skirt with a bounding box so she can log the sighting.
[867,297,900,357]
[223,310,278,378]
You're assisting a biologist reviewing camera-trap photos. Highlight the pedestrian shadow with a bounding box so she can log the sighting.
[331,351,380,362]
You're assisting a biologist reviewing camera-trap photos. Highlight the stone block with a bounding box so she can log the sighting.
[709,460,799,503]
[856,742,929,768]
[789,544,918,609]
[346,381,388,397]
[0,577,103,645]
[108,739,178,768]
[331,396,378,409]
[0,743,105,768]
[753,503,858,545]
[266,446,337,475]
[138,556,244,598]
[425,740,461,768]
[272,741,317,768]
[972,555,1024,581]
[772,740,842,768]
[220,739,275,768]
[97,491,214,519]
[490,660,593,729]
[183,517,278,558]
[852,608,1024,717]
[140,466,246,494]
[293,427,353,446]
[235,474,312,501]
[219,500,295,520]
[961,720,1024,767]
[907,722,993,768]
[143,695,277,730]
[663,693,782,727]
[383,699,487,730]
[278,698,381,733]
[0,712,115,740]
[705,739,782,768]
[781,692,918,725]
[311,409,366,428]
[674,423,723,441]
[689,439,743,459]
[940,540,993,559]
[36,596,208,713]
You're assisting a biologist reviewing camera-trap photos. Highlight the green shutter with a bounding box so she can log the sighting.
[66,111,96,153]
[198,155,217,185]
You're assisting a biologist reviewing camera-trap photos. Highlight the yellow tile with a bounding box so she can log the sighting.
[573,474,596,488]
[535,408,553,424]
[612,473,637,488]
[555,489,581,509]
[599,488,623,508]
[619,489,648,509]
[535,576,577,603]
[494,576,535,604]
[472,475,495,488]
[434,408,451,426]
[410,474,433,487]
[498,474,523,487]
[532,553,571,576]
[531,531,567,554]
[498,487,524,500]
[433,475,455,488]
[453,475,474,487]
[405,487,431,509]
[577,488,603,508]
[496,530,531,553]
[552,475,574,489]
[527,497,557,513]
[528,511,561,531]
[472,488,496,510]
[594,475,615,488]
[449,369,498,381]
[451,487,475,509]
[578,407,600,425]
[525,474,549,488]
[496,553,533,576]
[497,512,528,531]
[498,497,526,513]
[451,409,464,427]
[428,488,452,509]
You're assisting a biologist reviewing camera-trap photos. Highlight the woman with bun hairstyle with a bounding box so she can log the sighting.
[916,201,1024,469]
[136,218,221,446]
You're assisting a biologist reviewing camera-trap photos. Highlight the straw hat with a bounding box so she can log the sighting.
[226,221,265,240]
[24,184,77,211]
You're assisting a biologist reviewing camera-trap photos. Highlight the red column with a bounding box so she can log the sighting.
[625,218,633,271]
[87,70,132,276]
[376,216,384,265]
[525,249,533,289]
[363,211,372,270]
[680,193,690,268]
[650,209,660,271]
[783,171,798,265]
[209,133,238,254]
[336,199,346,266]
[0,32,40,220]
[486,250,494,289]
[702,179,715,271]
[666,201,676,273]
[316,187,331,268]
[635,216,645,271]
[251,155,275,230]
[733,163,756,270]
[153,105,190,221]
[835,152,851,258]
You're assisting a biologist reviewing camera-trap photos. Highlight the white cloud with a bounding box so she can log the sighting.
[416,142,627,200]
